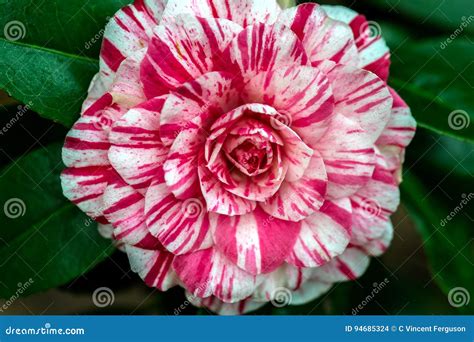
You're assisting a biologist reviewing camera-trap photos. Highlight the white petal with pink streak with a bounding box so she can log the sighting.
[279,3,358,66]
[286,198,352,267]
[212,207,301,275]
[145,179,212,255]
[173,247,258,303]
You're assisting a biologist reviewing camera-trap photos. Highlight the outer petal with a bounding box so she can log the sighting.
[376,88,416,182]
[253,264,311,301]
[63,94,119,168]
[286,198,352,268]
[109,48,147,107]
[99,1,160,85]
[290,280,332,306]
[260,151,327,222]
[81,73,108,114]
[109,97,168,193]
[278,3,358,66]
[315,114,375,199]
[211,207,301,275]
[224,23,308,81]
[60,166,115,220]
[145,178,212,255]
[162,0,281,27]
[242,65,334,146]
[186,293,266,315]
[173,247,258,303]
[103,177,160,249]
[312,248,370,282]
[325,64,393,144]
[126,245,178,291]
[361,221,394,257]
[322,5,391,80]
[350,153,400,246]
[141,15,242,98]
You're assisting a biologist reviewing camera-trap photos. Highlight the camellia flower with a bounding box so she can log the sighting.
[61,0,416,314]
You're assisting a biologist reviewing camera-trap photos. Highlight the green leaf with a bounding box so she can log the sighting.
[0,143,114,298]
[0,204,114,298]
[389,39,474,143]
[0,142,66,243]
[0,0,131,58]
[0,39,98,127]
[401,172,474,313]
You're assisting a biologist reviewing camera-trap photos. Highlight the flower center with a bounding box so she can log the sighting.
[224,138,273,176]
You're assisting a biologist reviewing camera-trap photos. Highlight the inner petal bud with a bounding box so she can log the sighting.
[224,137,273,177]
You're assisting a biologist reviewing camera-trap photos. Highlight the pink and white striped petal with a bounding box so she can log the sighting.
[161,0,281,27]
[61,166,115,219]
[198,159,256,216]
[312,247,370,282]
[81,73,108,114]
[278,123,314,182]
[253,264,312,301]
[286,198,352,268]
[211,206,301,275]
[186,293,266,315]
[322,5,391,80]
[126,245,178,291]
[260,151,327,222]
[224,23,308,81]
[377,88,416,149]
[145,178,212,255]
[102,178,161,249]
[278,3,359,67]
[108,97,168,193]
[315,114,376,199]
[159,72,239,145]
[376,88,416,182]
[63,94,123,168]
[242,65,335,146]
[99,0,160,86]
[325,64,393,144]
[350,153,400,246]
[290,280,332,306]
[173,247,258,303]
[163,127,206,199]
[110,48,147,107]
[141,15,242,98]
[361,221,394,257]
